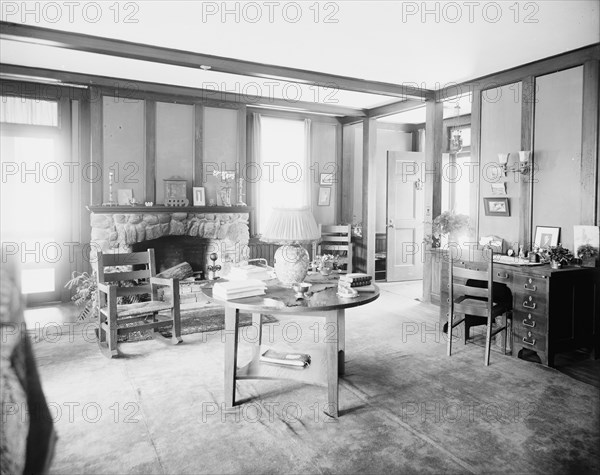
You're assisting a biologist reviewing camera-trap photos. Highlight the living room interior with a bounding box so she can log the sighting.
[1,1,600,474]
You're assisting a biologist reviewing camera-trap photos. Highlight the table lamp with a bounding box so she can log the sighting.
[261,207,321,286]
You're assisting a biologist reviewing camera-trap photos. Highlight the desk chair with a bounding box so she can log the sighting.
[94,249,182,358]
[317,224,353,274]
[447,251,511,366]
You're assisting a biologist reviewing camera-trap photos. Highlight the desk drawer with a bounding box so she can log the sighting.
[513,274,548,295]
[514,293,548,315]
[513,326,547,352]
[513,310,547,333]
[493,268,513,284]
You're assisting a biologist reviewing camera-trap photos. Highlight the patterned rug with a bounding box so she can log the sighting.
[120,306,277,342]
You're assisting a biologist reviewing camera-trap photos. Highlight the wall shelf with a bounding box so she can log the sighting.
[87,205,252,214]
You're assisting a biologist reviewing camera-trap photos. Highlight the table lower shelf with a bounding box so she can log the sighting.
[236,346,330,387]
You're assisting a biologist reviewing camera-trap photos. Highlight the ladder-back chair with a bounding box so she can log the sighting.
[94,249,182,358]
[447,251,511,366]
[317,224,353,274]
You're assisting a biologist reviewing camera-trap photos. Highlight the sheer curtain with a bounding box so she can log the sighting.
[0,96,58,126]
[256,115,311,234]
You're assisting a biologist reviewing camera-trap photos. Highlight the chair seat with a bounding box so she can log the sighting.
[454,296,507,318]
[101,300,173,318]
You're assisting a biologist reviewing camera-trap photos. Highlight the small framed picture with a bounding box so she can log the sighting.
[534,226,560,248]
[491,183,507,196]
[483,197,510,216]
[193,187,206,206]
[318,187,331,206]
[320,173,334,186]
[117,189,133,205]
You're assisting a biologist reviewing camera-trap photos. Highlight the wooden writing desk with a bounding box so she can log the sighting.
[439,256,600,366]
[204,277,380,417]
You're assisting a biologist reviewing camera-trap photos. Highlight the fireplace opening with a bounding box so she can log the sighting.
[132,236,210,275]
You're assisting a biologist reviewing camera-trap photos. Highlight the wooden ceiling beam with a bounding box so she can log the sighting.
[0,64,365,117]
[0,22,434,100]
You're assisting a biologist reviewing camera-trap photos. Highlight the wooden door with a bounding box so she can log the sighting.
[386,151,425,281]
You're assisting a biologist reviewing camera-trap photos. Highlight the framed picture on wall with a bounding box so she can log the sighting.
[483,197,510,216]
[193,187,206,206]
[318,187,331,206]
[320,173,334,185]
[534,226,560,248]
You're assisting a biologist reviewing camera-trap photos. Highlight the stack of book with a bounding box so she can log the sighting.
[213,279,267,300]
[227,264,272,281]
[338,273,376,293]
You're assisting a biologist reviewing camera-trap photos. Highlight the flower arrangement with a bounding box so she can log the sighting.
[313,254,339,275]
[539,244,573,268]
[577,244,598,259]
[424,211,470,247]
[213,170,236,206]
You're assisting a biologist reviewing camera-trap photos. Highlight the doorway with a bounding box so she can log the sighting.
[386,151,425,281]
[1,98,72,305]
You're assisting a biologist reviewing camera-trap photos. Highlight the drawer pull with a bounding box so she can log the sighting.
[524,283,537,291]
[523,301,537,309]
[522,319,536,328]
[522,336,536,346]
[496,272,509,279]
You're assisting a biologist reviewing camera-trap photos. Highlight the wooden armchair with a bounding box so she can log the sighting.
[94,249,182,358]
[317,224,353,274]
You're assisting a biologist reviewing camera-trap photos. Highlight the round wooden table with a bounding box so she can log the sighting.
[204,277,380,417]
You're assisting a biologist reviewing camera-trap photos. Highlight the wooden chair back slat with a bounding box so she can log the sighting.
[100,252,151,267]
[321,225,351,234]
[453,267,488,281]
[452,283,489,299]
[103,270,150,282]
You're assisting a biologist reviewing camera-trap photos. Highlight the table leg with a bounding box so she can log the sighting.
[251,313,263,363]
[338,309,345,376]
[326,310,339,418]
[224,307,239,409]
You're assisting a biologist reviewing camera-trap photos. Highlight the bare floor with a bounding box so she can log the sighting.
[26,281,600,474]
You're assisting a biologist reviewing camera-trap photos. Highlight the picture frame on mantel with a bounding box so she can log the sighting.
[193,187,206,206]
[483,197,510,217]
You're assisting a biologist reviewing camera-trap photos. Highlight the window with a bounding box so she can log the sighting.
[1,96,58,126]
[256,116,310,233]
[442,126,472,216]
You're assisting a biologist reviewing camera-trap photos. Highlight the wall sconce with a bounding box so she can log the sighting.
[512,151,531,175]
[497,153,510,175]
[498,151,532,175]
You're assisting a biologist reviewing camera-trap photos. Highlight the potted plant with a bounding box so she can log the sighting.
[313,254,338,275]
[64,271,98,321]
[577,244,598,267]
[424,211,470,248]
[65,268,144,321]
[541,244,573,269]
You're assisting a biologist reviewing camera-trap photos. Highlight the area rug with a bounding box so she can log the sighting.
[119,307,277,342]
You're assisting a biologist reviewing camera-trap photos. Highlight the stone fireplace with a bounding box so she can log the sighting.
[89,207,250,276]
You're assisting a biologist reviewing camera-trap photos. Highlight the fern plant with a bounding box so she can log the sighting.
[65,271,98,321]
[65,268,145,321]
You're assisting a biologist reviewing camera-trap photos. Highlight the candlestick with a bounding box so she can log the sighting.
[236,177,247,206]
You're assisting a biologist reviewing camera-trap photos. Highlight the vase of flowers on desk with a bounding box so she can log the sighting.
[577,244,598,267]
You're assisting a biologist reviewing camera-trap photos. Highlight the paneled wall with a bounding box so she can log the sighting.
[532,67,584,250]
[478,83,522,248]
[155,102,194,204]
[102,98,145,203]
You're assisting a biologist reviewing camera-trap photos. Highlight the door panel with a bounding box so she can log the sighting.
[387,151,425,281]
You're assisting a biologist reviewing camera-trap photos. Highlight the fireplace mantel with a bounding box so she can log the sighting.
[87,205,252,214]
[88,206,251,267]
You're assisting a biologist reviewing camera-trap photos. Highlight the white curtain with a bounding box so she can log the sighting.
[0,96,58,126]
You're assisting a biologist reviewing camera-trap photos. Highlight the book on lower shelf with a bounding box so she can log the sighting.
[260,348,311,368]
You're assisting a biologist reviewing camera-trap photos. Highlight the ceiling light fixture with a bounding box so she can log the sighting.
[449,104,463,153]
[200,65,212,71]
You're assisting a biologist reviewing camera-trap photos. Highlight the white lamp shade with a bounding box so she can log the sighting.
[262,207,321,244]
[498,153,509,164]
[519,151,531,162]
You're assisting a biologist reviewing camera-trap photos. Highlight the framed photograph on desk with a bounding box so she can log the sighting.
[534,226,560,248]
